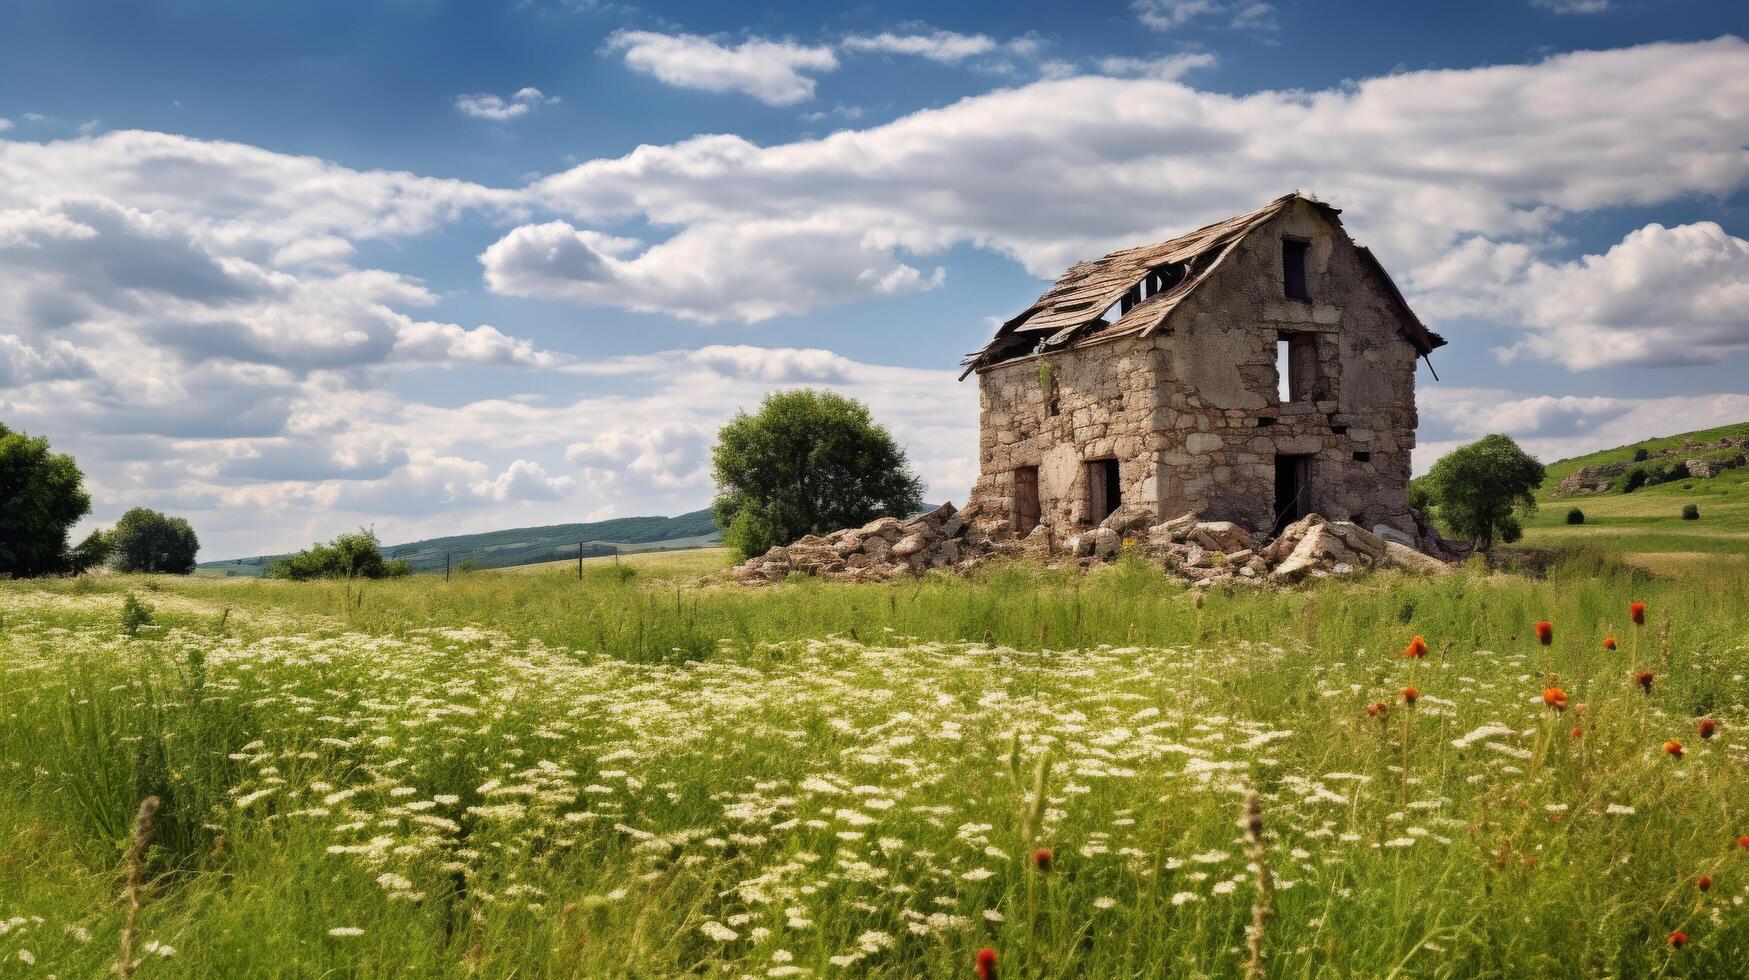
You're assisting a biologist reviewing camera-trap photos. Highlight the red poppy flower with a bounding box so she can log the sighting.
[1700,719,1719,739]
[1401,686,1420,705]
[1570,725,1584,740]
[1542,687,1568,711]
[977,947,998,980]
[1665,740,1685,759]
[1603,636,1618,651]
[1637,671,1655,693]
[1738,835,1749,850]
[1631,602,1647,625]
[1033,847,1053,872]
[1366,701,1388,719]
[1670,931,1688,948]
[1698,875,1714,892]
[1404,635,1429,659]
[1535,621,1554,646]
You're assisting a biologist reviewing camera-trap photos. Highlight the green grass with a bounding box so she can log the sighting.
[7,552,1749,976]
[1537,422,1749,489]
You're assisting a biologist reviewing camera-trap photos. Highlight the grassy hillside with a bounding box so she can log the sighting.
[1520,423,1749,577]
[196,508,721,576]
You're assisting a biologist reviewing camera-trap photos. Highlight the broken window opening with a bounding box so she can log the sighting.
[1353,451,1371,462]
[1277,332,1318,403]
[1257,416,1276,428]
[1282,238,1311,301]
[1085,458,1121,524]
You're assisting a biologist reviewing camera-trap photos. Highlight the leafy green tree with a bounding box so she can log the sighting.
[0,422,91,577]
[1421,434,1546,549]
[107,507,201,574]
[67,530,114,574]
[266,529,413,580]
[712,390,925,558]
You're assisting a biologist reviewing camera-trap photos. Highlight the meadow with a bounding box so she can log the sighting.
[5,547,1749,978]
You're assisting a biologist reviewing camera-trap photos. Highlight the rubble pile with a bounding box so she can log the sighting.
[729,500,1462,587]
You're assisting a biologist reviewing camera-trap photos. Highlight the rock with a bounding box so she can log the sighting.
[941,515,965,537]
[1092,527,1121,558]
[1383,541,1452,575]
[1321,521,1386,563]
[912,501,957,524]
[1226,548,1254,565]
[939,539,962,563]
[1022,524,1053,554]
[1099,504,1152,537]
[1191,520,1254,553]
[861,516,902,537]
[1148,513,1199,544]
[763,545,790,562]
[1372,523,1416,548]
[1271,525,1355,582]
[1064,533,1094,558]
[892,533,929,558]
[1182,544,1210,569]
[862,535,893,562]
[1238,565,1257,578]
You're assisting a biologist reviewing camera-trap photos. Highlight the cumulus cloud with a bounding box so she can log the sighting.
[841,30,999,63]
[606,30,838,105]
[392,321,564,368]
[1534,0,1611,13]
[454,87,559,121]
[499,37,1749,325]
[470,459,576,502]
[1411,222,1749,370]
[479,216,945,322]
[1415,388,1749,472]
[0,334,91,387]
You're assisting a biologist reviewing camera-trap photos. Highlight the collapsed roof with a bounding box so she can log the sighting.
[960,192,1446,378]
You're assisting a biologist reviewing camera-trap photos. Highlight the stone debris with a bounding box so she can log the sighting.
[1554,437,1748,495]
[728,502,1459,587]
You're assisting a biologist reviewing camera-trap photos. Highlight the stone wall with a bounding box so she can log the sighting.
[968,197,1423,538]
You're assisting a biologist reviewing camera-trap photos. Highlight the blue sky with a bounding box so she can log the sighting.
[1,0,1746,558]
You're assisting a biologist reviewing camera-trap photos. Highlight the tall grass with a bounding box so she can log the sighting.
[3,553,1749,976]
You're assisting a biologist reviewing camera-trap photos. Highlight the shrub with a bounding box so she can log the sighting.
[1619,467,1649,494]
[1566,507,1585,525]
[107,507,201,574]
[0,422,92,577]
[1682,504,1700,521]
[1632,447,1650,462]
[713,390,924,558]
[267,529,413,581]
[1420,434,1546,550]
[120,592,154,637]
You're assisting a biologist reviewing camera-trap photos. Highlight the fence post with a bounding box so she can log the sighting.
[445,552,451,581]
[578,541,584,581]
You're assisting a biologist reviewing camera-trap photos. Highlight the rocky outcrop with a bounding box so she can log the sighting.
[728,503,1454,587]
[1554,437,1749,495]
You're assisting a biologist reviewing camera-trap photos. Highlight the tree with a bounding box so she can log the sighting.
[0,422,91,577]
[67,530,114,574]
[1420,434,1546,549]
[712,390,925,558]
[108,507,201,574]
[266,528,413,580]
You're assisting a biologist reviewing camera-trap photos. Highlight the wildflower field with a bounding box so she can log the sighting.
[4,553,1749,977]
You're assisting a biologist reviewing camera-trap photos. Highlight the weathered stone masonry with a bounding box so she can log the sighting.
[963,193,1444,541]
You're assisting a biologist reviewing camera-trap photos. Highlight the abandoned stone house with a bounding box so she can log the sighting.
[961,192,1446,541]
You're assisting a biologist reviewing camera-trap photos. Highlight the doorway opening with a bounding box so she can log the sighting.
[1274,454,1311,534]
[1012,466,1040,535]
[1085,458,1121,524]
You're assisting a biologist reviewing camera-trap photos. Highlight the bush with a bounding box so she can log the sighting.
[267,529,413,581]
[1619,467,1649,493]
[1566,507,1585,525]
[107,507,200,574]
[1420,434,1546,550]
[0,422,92,577]
[1632,447,1650,462]
[120,592,154,637]
[713,390,924,558]
[1682,504,1700,521]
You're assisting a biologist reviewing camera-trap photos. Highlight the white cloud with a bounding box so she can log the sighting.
[1410,222,1749,370]
[606,30,838,105]
[1134,0,1278,31]
[479,216,945,322]
[1415,388,1749,472]
[454,87,559,121]
[392,321,564,368]
[471,459,576,502]
[0,118,12,132]
[842,30,999,63]
[506,38,1749,324]
[1095,52,1218,79]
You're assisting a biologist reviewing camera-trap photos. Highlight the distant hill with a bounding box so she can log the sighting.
[196,509,721,577]
[1521,422,1749,579]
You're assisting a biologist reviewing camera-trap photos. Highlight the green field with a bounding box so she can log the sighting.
[7,539,1749,977]
[1520,423,1749,577]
